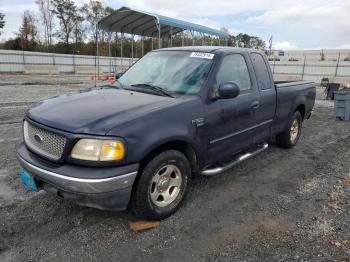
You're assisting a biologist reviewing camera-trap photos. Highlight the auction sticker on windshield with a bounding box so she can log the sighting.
[189,52,215,60]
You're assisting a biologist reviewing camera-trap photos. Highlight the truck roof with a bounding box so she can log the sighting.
[157,46,264,55]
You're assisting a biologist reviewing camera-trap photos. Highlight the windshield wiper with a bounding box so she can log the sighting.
[130,83,174,98]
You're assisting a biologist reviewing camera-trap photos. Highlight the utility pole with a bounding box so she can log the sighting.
[269,35,273,59]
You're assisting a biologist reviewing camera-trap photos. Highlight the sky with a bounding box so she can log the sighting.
[1,0,350,50]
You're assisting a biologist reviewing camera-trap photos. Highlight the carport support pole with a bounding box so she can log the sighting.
[120,33,123,72]
[131,34,134,65]
[158,23,161,49]
[170,27,173,47]
[108,34,112,76]
[182,31,184,47]
[141,36,144,57]
[97,31,100,81]
[114,33,117,71]
[94,24,99,87]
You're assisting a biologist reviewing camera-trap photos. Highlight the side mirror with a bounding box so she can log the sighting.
[217,82,240,99]
[115,72,124,79]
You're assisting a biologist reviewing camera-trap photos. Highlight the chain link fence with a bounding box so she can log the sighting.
[1,49,350,84]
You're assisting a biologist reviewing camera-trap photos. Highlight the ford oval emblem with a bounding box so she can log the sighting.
[34,134,43,143]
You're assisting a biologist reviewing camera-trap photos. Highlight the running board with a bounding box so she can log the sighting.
[201,143,269,176]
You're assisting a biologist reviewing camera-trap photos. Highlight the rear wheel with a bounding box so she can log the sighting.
[276,111,302,148]
[130,150,191,220]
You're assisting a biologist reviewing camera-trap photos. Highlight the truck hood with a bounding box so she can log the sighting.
[27,88,178,135]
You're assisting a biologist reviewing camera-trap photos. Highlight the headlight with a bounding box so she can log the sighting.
[71,139,125,161]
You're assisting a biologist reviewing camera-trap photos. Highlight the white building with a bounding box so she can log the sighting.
[271,49,350,62]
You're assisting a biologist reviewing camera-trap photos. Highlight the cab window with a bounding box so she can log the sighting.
[216,54,252,92]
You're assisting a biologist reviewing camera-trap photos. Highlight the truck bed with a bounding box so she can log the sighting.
[272,80,316,136]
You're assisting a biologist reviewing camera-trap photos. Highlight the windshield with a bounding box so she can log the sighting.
[118,51,214,95]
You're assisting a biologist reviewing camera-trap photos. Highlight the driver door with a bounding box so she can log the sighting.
[204,53,260,164]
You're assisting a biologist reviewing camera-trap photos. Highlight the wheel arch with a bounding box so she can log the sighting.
[139,140,199,174]
[295,104,306,120]
[128,140,199,209]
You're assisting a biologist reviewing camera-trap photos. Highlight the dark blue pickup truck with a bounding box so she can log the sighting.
[16,47,315,220]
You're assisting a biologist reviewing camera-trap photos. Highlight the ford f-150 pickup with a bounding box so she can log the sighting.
[16,47,316,220]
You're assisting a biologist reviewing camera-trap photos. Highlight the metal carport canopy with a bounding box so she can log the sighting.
[98,6,229,38]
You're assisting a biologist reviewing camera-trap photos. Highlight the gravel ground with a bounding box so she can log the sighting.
[0,75,349,262]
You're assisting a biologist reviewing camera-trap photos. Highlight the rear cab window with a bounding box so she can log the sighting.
[251,53,272,90]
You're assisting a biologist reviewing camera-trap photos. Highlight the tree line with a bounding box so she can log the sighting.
[0,1,266,57]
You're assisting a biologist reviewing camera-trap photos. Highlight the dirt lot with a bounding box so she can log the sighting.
[0,75,350,262]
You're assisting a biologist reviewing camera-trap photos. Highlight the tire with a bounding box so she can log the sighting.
[130,150,191,220]
[276,111,302,149]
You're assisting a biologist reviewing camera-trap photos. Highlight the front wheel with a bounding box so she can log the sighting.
[276,111,302,148]
[130,150,191,220]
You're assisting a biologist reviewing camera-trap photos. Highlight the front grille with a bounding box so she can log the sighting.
[23,121,67,161]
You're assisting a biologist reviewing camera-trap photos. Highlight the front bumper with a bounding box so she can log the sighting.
[16,142,139,211]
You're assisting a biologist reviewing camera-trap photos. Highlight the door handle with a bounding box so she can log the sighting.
[251,101,260,109]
